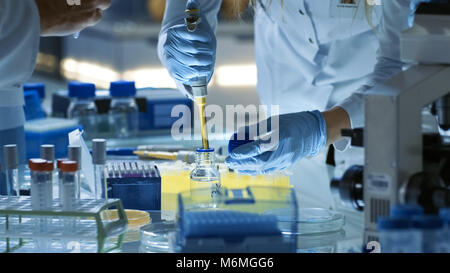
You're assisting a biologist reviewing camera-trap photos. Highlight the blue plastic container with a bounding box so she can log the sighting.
[378,217,422,253]
[24,118,81,159]
[24,83,46,100]
[24,90,46,121]
[412,215,445,253]
[139,97,193,130]
[107,178,161,211]
[390,204,424,219]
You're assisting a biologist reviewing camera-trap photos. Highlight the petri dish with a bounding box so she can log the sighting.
[297,230,346,253]
[139,221,176,253]
[264,207,345,235]
[103,209,151,243]
[297,208,345,235]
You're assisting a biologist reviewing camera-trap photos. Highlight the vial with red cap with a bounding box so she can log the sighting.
[29,158,54,252]
[29,158,54,211]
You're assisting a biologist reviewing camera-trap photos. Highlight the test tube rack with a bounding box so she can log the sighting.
[0,196,128,253]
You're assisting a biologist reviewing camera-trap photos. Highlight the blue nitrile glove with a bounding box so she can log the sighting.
[160,0,216,100]
[225,111,327,175]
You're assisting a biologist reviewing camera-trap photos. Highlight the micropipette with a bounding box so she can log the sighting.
[185,3,210,150]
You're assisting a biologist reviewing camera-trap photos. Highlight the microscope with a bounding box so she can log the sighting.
[331,2,450,245]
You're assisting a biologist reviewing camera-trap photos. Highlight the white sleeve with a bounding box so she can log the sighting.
[0,0,41,108]
[157,0,222,97]
[335,0,413,151]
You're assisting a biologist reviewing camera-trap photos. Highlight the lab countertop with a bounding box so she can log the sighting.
[109,134,365,253]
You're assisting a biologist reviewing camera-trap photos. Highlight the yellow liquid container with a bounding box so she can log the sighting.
[159,162,292,217]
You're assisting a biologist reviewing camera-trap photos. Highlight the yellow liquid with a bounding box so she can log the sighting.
[195,97,209,150]
[160,168,291,214]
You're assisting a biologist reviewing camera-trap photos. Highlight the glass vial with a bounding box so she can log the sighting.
[41,144,55,199]
[57,158,69,206]
[92,139,107,200]
[190,148,221,197]
[68,145,82,200]
[67,82,98,140]
[3,144,19,197]
[109,81,139,138]
[29,158,54,252]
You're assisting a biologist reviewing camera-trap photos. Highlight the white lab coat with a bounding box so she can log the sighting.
[159,0,413,151]
[0,0,40,131]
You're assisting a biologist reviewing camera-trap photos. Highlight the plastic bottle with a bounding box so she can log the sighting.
[412,215,445,253]
[67,82,98,139]
[3,145,19,197]
[378,217,421,253]
[109,81,139,138]
[190,148,221,201]
[68,145,82,200]
[92,139,107,200]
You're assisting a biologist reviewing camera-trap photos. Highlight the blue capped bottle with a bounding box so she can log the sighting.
[109,81,139,138]
[67,82,98,139]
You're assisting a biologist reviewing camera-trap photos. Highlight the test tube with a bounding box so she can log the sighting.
[92,139,107,200]
[29,158,54,252]
[3,145,19,197]
[68,145,82,200]
[56,158,69,206]
[41,145,55,199]
[60,161,79,242]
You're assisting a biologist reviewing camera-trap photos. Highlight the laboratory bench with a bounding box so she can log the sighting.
[100,134,366,253]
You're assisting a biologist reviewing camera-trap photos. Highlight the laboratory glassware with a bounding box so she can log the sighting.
[57,158,69,206]
[29,158,54,252]
[67,82,98,139]
[40,145,56,198]
[109,81,139,138]
[189,148,221,199]
[68,145,82,200]
[3,145,19,197]
[92,139,107,200]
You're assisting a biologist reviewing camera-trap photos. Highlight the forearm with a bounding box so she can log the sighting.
[322,107,351,146]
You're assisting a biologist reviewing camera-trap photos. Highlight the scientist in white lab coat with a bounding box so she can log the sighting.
[0,0,110,192]
[158,0,427,175]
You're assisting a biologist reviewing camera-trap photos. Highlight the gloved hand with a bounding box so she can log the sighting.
[35,0,111,36]
[159,0,216,100]
[225,111,328,175]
